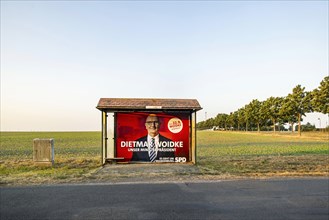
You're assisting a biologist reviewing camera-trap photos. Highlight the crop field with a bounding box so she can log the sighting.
[0,132,101,185]
[197,131,328,176]
[0,131,328,185]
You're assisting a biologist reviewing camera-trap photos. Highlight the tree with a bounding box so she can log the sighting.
[244,103,252,131]
[198,76,327,133]
[286,85,313,136]
[205,118,215,129]
[214,113,229,130]
[227,112,238,130]
[312,76,329,114]
[222,114,229,130]
[197,118,215,130]
[262,96,283,133]
[237,108,246,131]
[280,96,298,132]
[247,99,262,132]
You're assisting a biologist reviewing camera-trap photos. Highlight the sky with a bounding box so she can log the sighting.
[1,1,328,131]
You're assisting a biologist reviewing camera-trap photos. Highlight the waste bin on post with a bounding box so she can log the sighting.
[33,138,54,166]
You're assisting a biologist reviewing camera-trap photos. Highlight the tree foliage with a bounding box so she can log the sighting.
[197,76,328,134]
[312,76,329,114]
[285,85,313,135]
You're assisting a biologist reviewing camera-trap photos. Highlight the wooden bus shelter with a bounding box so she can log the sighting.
[96,98,202,165]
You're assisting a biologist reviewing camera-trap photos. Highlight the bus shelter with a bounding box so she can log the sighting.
[96,98,202,165]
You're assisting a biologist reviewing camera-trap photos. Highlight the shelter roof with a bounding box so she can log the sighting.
[96,98,202,112]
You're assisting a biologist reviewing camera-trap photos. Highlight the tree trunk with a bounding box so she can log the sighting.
[290,122,294,132]
[273,119,276,133]
[257,122,260,132]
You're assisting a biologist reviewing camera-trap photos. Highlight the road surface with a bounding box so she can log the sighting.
[1,178,328,220]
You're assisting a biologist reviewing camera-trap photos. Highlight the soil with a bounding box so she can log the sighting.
[85,163,240,184]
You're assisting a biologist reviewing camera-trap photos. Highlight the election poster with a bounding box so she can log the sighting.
[116,112,190,163]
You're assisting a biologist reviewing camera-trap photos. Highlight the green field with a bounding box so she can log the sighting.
[197,131,328,176]
[0,131,328,185]
[0,132,100,159]
[0,132,101,185]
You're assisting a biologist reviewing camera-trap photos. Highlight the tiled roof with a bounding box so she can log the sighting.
[96,98,202,111]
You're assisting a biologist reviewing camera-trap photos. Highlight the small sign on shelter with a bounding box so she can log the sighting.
[96,98,202,165]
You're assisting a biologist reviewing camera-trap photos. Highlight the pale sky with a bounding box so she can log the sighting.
[1,1,328,131]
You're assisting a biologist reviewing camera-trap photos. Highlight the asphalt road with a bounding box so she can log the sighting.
[1,178,328,220]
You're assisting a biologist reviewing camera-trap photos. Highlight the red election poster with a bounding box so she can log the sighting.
[116,112,190,163]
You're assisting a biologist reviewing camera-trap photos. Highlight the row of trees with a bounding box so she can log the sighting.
[197,76,329,136]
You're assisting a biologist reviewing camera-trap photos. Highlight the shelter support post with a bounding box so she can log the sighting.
[191,112,197,164]
[101,111,108,165]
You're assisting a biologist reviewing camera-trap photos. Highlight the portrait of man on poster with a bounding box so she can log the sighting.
[131,114,175,162]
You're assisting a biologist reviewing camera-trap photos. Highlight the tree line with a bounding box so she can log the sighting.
[197,76,329,136]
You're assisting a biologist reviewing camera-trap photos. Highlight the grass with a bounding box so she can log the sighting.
[197,131,329,176]
[0,132,100,159]
[0,131,328,185]
[198,131,328,156]
[0,132,101,185]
